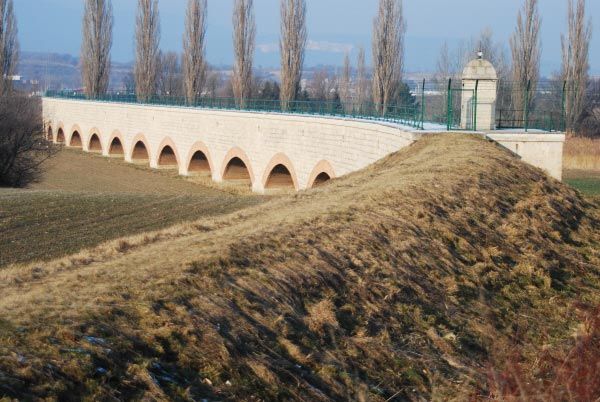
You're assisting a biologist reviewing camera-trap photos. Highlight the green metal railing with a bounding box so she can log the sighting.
[45,79,571,133]
[45,90,424,129]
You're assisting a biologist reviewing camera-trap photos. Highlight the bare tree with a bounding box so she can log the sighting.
[578,78,600,138]
[356,46,369,112]
[183,0,207,105]
[134,0,159,102]
[562,0,592,131]
[159,51,183,97]
[0,0,18,95]
[134,0,160,102]
[81,0,113,99]
[122,71,135,93]
[279,0,307,110]
[205,69,222,98]
[232,0,255,108]
[510,0,541,120]
[0,96,56,187]
[372,0,406,115]
[435,41,464,83]
[475,28,510,80]
[309,68,336,101]
[338,53,352,113]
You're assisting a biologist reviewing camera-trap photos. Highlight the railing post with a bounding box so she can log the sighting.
[420,78,425,130]
[561,80,567,132]
[524,80,531,132]
[446,78,452,131]
[473,79,479,131]
[498,109,503,129]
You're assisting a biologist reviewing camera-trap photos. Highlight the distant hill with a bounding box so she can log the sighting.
[18,51,133,91]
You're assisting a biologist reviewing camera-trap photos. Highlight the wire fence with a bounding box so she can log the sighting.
[46,79,571,133]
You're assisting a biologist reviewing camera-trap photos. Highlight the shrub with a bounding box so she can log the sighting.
[0,95,55,187]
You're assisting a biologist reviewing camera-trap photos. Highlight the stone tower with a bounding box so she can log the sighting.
[461,55,498,131]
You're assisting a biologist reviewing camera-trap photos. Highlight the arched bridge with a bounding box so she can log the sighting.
[43,97,565,191]
[43,98,418,192]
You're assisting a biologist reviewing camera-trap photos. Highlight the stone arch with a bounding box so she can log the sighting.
[69,132,82,147]
[221,147,254,185]
[108,131,125,157]
[262,153,299,191]
[56,123,65,143]
[47,125,53,141]
[66,124,83,148]
[185,141,214,175]
[86,128,102,152]
[156,137,181,169]
[307,160,336,188]
[130,134,151,164]
[88,133,103,153]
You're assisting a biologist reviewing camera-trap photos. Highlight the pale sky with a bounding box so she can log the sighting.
[14,0,600,74]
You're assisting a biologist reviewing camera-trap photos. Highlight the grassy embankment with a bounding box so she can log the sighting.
[0,134,599,401]
[564,136,600,198]
[0,149,263,266]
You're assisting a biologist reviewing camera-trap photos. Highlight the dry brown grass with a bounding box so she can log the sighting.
[0,135,599,401]
[564,136,600,171]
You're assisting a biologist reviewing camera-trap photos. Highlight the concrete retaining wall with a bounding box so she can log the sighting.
[487,133,565,181]
[42,98,417,192]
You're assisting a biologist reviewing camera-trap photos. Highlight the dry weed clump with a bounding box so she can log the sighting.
[305,299,339,337]
[489,303,600,401]
[0,135,599,401]
[564,136,600,170]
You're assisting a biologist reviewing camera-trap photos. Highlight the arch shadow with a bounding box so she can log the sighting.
[87,128,102,152]
[221,147,255,185]
[307,160,336,189]
[88,133,103,153]
[68,125,83,148]
[56,127,65,144]
[261,153,299,191]
[69,131,83,148]
[156,137,181,169]
[130,134,151,165]
[185,141,214,175]
[107,131,126,157]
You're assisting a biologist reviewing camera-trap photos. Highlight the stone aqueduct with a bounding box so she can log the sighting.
[43,97,565,192]
[43,98,418,193]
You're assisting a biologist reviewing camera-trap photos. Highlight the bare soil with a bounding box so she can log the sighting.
[0,149,262,266]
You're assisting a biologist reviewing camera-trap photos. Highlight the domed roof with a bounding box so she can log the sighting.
[462,58,498,80]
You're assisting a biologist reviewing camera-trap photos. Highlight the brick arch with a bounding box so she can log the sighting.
[107,130,126,157]
[221,147,255,184]
[185,141,214,175]
[261,153,299,191]
[130,133,151,163]
[155,137,181,169]
[68,124,83,147]
[307,160,336,188]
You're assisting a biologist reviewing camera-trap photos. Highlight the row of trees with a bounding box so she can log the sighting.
[81,0,409,114]
[435,0,592,131]
[81,0,594,129]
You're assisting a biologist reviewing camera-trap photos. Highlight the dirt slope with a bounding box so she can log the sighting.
[1,134,599,401]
